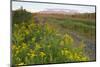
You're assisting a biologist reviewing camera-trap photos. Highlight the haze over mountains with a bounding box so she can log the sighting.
[38,8,80,15]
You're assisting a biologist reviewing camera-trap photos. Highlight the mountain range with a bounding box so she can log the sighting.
[39,8,80,15]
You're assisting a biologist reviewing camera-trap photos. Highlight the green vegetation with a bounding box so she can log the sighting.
[47,17,95,41]
[12,8,95,66]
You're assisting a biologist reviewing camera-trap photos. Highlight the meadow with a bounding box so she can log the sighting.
[12,8,96,66]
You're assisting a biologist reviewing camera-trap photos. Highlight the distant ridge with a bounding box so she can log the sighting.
[39,8,80,15]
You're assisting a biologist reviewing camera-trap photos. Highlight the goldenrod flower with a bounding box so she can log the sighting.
[22,42,27,49]
[25,30,29,35]
[63,34,73,45]
[69,54,73,60]
[16,50,19,54]
[16,47,19,50]
[64,50,69,54]
[31,53,36,58]
[40,52,46,58]
[35,43,41,50]
[47,45,51,48]
[32,37,35,42]
[27,53,30,56]
[61,48,70,56]
[28,50,36,58]
[29,49,36,57]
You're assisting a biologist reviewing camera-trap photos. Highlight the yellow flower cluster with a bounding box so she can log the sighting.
[63,34,74,45]
[32,37,35,42]
[12,18,89,65]
[35,43,41,50]
[40,52,46,58]
[61,49,74,60]
[28,49,36,58]
[47,45,51,48]
[25,30,29,35]
[61,48,70,56]
[22,42,27,49]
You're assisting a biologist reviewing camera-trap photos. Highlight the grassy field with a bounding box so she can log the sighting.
[12,9,96,66]
[37,14,96,41]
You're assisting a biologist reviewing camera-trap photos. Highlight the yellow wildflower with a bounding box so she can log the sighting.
[31,53,36,58]
[35,44,41,50]
[63,34,73,45]
[47,45,51,48]
[27,53,30,56]
[69,54,74,60]
[32,37,35,42]
[16,47,19,50]
[28,50,36,58]
[64,50,69,54]
[22,42,27,49]
[16,50,19,54]
[40,52,46,58]
[25,30,29,35]
[61,48,70,56]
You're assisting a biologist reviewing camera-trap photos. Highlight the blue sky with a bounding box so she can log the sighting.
[12,1,95,13]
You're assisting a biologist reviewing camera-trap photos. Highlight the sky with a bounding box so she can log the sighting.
[12,1,96,13]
